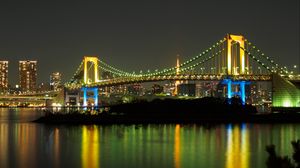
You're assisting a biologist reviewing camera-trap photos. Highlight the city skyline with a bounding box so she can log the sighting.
[0,0,299,85]
[0,60,63,89]
[19,60,37,91]
[0,61,8,89]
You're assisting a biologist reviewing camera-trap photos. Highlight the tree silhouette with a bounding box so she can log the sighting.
[292,140,300,168]
[266,140,300,168]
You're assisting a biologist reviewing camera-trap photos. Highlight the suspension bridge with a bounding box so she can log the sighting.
[63,34,300,109]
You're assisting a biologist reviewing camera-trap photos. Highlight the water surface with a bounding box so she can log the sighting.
[0,108,299,168]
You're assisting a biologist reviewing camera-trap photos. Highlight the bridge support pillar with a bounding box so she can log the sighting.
[83,87,87,107]
[239,81,246,104]
[82,87,99,108]
[94,88,98,107]
[227,79,232,99]
[222,79,250,105]
[226,34,246,75]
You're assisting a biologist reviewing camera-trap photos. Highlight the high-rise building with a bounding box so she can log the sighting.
[19,60,37,92]
[0,61,8,90]
[50,72,62,91]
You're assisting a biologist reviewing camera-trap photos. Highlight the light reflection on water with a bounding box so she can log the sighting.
[82,125,99,168]
[225,124,249,168]
[0,108,300,168]
[174,124,180,168]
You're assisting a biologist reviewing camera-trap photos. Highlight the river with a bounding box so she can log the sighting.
[0,108,299,168]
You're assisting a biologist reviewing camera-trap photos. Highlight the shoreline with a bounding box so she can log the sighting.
[33,113,300,124]
[33,97,300,124]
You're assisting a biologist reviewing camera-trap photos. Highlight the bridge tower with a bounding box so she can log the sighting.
[174,54,181,95]
[223,34,250,105]
[82,56,100,108]
[226,34,247,75]
[83,56,100,84]
[176,54,180,75]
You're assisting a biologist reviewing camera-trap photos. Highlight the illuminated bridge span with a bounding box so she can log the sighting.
[0,95,53,100]
[64,34,300,108]
[66,74,272,89]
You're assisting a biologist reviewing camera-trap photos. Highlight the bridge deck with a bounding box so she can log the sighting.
[66,74,273,89]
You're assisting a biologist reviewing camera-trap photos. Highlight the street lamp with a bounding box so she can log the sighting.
[293,65,298,74]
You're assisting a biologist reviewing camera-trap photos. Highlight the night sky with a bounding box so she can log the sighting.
[0,0,299,85]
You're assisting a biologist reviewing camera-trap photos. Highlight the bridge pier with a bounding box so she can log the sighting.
[239,81,246,104]
[222,79,250,105]
[227,79,232,99]
[82,87,99,107]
